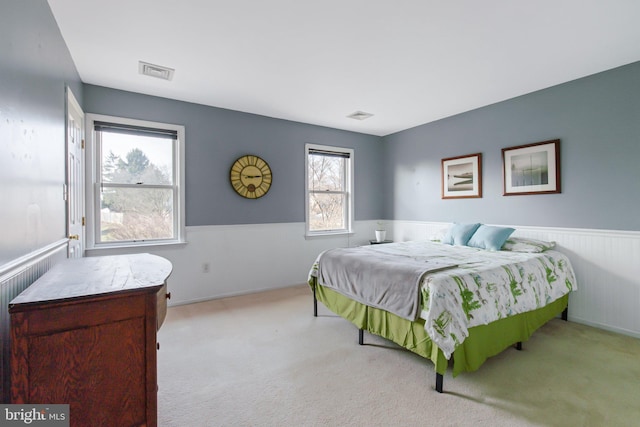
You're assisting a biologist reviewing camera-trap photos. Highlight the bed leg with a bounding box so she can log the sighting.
[313,286,318,317]
[435,373,443,393]
[358,328,364,345]
[562,307,568,321]
[516,341,522,351]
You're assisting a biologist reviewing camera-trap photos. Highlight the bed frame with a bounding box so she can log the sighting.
[311,280,568,393]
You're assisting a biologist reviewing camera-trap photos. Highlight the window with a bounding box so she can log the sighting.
[87,114,185,248]
[305,143,354,236]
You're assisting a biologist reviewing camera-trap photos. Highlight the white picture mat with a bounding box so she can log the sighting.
[442,155,480,198]
[504,143,557,193]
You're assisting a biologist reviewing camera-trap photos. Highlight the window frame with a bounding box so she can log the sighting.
[305,143,354,237]
[85,114,186,250]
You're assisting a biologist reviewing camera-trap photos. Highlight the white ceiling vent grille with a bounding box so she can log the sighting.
[139,61,175,81]
[347,111,374,121]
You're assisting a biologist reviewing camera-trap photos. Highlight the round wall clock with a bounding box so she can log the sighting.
[229,155,272,199]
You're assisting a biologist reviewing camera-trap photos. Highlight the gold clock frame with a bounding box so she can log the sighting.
[229,155,272,199]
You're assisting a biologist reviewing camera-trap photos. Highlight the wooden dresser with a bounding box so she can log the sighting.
[9,254,172,427]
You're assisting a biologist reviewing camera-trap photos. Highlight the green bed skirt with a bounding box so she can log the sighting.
[311,280,569,377]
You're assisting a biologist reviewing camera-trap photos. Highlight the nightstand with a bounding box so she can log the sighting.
[370,239,393,245]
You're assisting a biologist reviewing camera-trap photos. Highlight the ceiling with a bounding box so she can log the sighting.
[47,0,640,137]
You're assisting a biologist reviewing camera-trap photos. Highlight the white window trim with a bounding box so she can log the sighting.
[305,143,354,238]
[85,113,186,250]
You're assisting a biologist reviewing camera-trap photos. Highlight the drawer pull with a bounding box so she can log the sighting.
[166,292,172,300]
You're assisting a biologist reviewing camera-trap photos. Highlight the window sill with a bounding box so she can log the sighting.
[86,240,187,254]
[304,231,354,240]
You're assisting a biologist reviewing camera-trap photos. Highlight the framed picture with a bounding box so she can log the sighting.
[441,153,482,199]
[502,139,560,196]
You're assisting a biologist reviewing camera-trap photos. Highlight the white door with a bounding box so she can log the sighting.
[66,88,85,258]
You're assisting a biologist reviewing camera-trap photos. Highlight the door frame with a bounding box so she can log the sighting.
[65,87,85,258]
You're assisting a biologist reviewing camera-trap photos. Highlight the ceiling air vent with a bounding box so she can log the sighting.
[139,61,175,81]
[347,111,374,121]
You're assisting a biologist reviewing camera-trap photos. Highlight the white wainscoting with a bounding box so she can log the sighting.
[88,221,381,307]
[0,240,69,402]
[88,220,640,340]
[391,220,640,339]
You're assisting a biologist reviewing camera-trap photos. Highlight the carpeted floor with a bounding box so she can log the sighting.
[157,285,640,426]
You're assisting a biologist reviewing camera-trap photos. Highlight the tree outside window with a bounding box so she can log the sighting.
[97,126,177,243]
[306,144,353,235]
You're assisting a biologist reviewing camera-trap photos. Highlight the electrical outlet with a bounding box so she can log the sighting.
[202,262,210,273]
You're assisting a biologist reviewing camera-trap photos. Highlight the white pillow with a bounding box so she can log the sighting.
[501,237,556,253]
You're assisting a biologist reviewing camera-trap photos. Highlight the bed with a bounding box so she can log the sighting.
[307,226,577,393]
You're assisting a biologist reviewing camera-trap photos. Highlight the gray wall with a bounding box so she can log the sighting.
[83,85,384,226]
[2,0,638,270]
[382,61,640,232]
[0,1,83,266]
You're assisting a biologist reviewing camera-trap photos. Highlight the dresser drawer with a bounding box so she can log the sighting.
[157,282,169,330]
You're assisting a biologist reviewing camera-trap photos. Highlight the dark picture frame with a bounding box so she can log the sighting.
[502,139,560,196]
[441,153,482,199]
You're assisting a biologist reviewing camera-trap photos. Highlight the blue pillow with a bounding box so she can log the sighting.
[466,225,515,251]
[442,223,481,246]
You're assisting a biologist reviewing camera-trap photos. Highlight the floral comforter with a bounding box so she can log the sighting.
[308,241,577,359]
